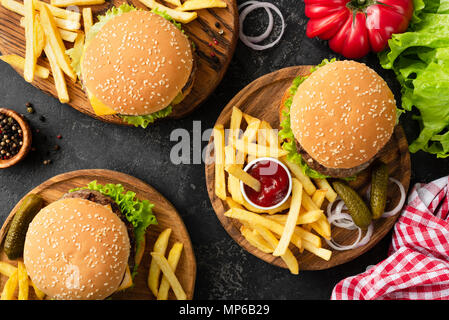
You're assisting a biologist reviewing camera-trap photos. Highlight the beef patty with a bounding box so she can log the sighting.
[295,140,373,178]
[62,189,136,271]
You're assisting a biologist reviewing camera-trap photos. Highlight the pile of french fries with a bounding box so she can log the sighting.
[0,0,98,103]
[213,107,339,274]
[0,0,227,104]
[0,261,45,300]
[139,0,227,24]
[147,228,187,300]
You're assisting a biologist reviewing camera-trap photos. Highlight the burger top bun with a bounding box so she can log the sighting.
[290,60,397,169]
[82,10,193,116]
[23,198,130,300]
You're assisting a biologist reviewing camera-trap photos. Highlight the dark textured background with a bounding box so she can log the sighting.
[1,0,448,300]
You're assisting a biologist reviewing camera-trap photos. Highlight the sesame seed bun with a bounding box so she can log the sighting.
[288,60,396,172]
[23,198,130,300]
[82,10,193,116]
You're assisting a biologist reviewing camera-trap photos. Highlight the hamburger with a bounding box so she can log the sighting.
[68,5,195,128]
[23,182,156,300]
[279,60,397,179]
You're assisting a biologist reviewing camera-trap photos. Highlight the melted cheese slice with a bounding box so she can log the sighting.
[87,89,117,116]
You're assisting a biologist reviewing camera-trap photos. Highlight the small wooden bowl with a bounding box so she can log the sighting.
[0,108,32,169]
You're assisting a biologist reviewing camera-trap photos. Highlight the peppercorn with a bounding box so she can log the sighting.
[39,115,46,122]
[0,112,23,160]
[215,22,220,28]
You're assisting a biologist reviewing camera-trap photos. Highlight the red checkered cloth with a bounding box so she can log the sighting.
[331,176,449,300]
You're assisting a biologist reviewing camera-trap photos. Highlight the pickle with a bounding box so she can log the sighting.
[3,194,44,260]
[332,181,372,229]
[370,163,389,219]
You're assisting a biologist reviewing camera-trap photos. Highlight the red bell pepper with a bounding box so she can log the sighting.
[304,0,414,59]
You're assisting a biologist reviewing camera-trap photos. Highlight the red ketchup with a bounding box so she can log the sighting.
[244,160,290,208]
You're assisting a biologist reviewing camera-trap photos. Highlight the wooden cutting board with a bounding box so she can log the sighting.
[205,66,411,271]
[0,0,238,125]
[0,169,196,300]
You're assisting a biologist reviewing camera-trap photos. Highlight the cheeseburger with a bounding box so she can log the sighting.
[70,5,195,128]
[279,60,397,179]
[23,184,156,300]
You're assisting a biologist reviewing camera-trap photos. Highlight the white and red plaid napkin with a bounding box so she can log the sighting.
[331,176,449,300]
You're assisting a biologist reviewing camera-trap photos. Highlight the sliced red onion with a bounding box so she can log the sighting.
[381,178,406,218]
[365,178,406,218]
[326,199,373,251]
[238,1,285,50]
[238,1,273,43]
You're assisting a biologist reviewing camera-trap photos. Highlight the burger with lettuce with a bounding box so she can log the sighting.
[23,181,157,300]
[68,4,195,128]
[279,59,397,179]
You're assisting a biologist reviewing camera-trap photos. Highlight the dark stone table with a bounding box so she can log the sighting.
[1,0,448,300]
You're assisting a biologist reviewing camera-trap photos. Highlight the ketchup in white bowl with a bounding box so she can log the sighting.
[241,157,292,210]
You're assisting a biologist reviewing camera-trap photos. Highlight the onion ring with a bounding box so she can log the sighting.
[365,178,406,218]
[238,1,274,43]
[238,1,285,50]
[381,178,406,218]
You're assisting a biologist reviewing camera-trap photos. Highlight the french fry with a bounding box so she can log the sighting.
[242,118,260,143]
[309,217,331,240]
[252,224,298,275]
[176,0,227,11]
[225,146,244,204]
[165,0,181,6]
[224,208,302,250]
[0,262,17,277]
[225,197,244,210]
[82,7,92,34]
[24,0,36,83]
[148,228,172,297]
[33,15,45,57]
[266,209,323,225]
[313,178,338,203]
[150,252,187,300]
[232,139,287,158]
[1,0,81,30]
[243,113,260,126]
[295,226,321,247]
[229,106,243,145]
[225,164,261,192]
[157,242,183,301]
[283,159,316,196]
[302,191,320,211]
[40,3,76,81]
[302,239,332,261]
[17,261,29,300]
[214,124,227,200]
[20,17,78,42]
[139,0,198,23]
[50,0,105,7]
[312,189,327,208]
[1,269,18,300]
[0,55,50,79]
[260,121,280,148]
[44,42,70,103]
[33,0,81,21]
[273,178,302,256]
[31,281,46,300]
[240,224,273,253]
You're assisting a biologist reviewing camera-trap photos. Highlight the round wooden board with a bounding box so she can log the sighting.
[0,0,238,125]
[0,169,196,300]
[205,66,411,271]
